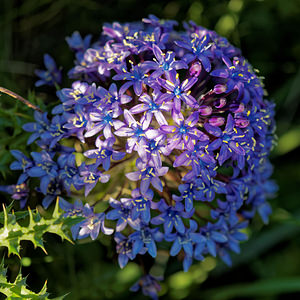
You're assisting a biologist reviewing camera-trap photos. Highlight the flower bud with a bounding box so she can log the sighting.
[209,116,225,126]
[213,84,227,94]
[189,62,202,77]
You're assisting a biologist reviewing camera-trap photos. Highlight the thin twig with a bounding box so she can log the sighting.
[0,86,43,113]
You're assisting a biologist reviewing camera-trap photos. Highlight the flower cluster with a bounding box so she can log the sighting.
[3,15,277,299]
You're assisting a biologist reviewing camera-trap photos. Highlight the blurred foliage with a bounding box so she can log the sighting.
[0,0,300,299]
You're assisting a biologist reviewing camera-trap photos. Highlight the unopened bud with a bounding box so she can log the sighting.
[199,105,212,116]
[209,116,225,126]
[189,62,202,77]
[213,84,227,94]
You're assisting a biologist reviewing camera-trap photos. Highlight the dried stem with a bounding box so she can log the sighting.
[0,87,43,113]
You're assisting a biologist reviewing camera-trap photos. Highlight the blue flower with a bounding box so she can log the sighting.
[142,44,188,78]
[126,159,168,195]
[0,183,29,208]
[129,224,163,258]
[165,220,198,271]
[83,137,125,171]
[175,34,213,72]
[27,150,58,194]
[130,274,162,300]
[126,188,154,223]
[151,199,192,234]
[113,63,150,96]
[8,16,277,282]
[114,110,159,153]
[35,54,62,87]
[66,31,92,53]
[57,153,80,193]
[10,150,33,185]
[76,204,113,240]
[114,232,146,268]
[22,111,50,145]
[74,163,110,196]
[158,70,198,113]
[191,221,228,258]
[106,197,140,231]
[160,111,209,152]
[205,114,248,165]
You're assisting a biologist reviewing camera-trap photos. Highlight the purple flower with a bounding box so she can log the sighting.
[129,91,172,126]
[0,183,29,208]
[173,182,202,212]
[41,114,69,148]
[175,34,213,71]
[93,83,132,112]
[205,114,248,165]
[84,107,122,139]
[142,44,188,78]
[76,204,113,240]
[191,221,228,258]
[57,153,80,193]
[59,198,85,239]
[74,163,110,196]
[9,16,276,283]
[114,110,159,153]
[210,56,251,99]
[137,136,168,168]
[57,81,99,106]
[173,140,216,178]
[161,111,208,152]
[112,63,150,96]
[63,105,91,143]
[126,159,168,195]
[39,178,62,209]
[106,197,140,231]
[158,70,198,113]
[143,14,178,32]
[84,137,125,170]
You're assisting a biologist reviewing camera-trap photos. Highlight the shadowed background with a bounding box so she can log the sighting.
[0,0,300,299]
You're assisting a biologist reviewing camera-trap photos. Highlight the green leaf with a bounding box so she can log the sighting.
[0,258,67,299]
[0,202,30,224]
[0,199,79,257]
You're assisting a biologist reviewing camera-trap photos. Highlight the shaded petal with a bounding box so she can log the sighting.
[204,123,222,137]
[183,243,193,257]
[151,177,163,192]
[118,253,129,269]
[126,171,141,181]
[170,238,181,256]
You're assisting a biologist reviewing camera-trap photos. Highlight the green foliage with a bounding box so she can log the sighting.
[0,199,79,257]
[0,201,29,224]
[0,259,66,299]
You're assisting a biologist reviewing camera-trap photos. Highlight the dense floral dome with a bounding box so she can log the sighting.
[9,15,277,299]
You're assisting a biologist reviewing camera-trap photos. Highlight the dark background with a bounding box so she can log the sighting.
[1,0,300,299]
